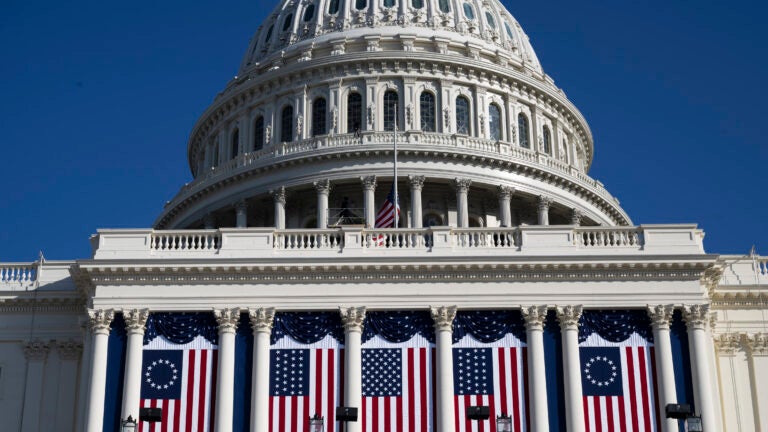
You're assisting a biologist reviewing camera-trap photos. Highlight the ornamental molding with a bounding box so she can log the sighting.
[340,306,366,332]
[646,304,675,330]
[521,305,548,330]
[710,291,768,308]
[430,305,457,331]
[408,175,425,190]
[497,185,515,199]
[556,304,583,329]
[701,266,724,298]
[361,175,377,190]
[213,308,240,333]
[248,307,276,334]
[714,333,743,355]
[23,339,50,361]
[57,340,84,361]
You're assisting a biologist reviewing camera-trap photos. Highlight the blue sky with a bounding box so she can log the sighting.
[0,0,765,262]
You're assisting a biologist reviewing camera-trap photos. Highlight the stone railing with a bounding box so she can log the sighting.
[90,224,705,259]
[0,262,38,290]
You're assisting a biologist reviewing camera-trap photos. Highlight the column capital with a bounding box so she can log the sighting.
[23,339,50,361]
[682,304,711,330]
[88,308,115,335]
[248,307,276,334]
[214,308,241,334]
[646,304,675,330]
[538,195,553,211]
[521,305,548,330]
[453,178,472,193]
[57,340,84,361]
[314,179,332,194]
[340,306,366,332]
[408,175,426,190]
[123,309,150,334]
[361,175,377,191]
[430,305,457,331]
[497,185,515,199]
[271,186,287,204]
[745,333,768,356]
[556,305,583,329]
[570,208,583,225]
[714,333,743,355]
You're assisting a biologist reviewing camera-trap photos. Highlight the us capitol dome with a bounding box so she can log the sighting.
[1,1,767,432]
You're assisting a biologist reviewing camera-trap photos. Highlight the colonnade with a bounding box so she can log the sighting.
[81,304,718,432]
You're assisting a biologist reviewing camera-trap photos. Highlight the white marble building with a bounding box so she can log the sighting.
[1,0,766,431]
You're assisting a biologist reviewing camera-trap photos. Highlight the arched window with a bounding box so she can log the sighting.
[420,92,436,132]
[282,14,293,31]
[312,98,327,136]
[412,0,424,9]
[212,142,219,167]
[463,3,475,19]
[456,96,470,135]
[485,12,496,29]
[518,113,529,148]
[504,22,514,40]
[347,92,362,133]
[438,0,450,13]
[328,0,341,14]
[543,126,552,154]
[231,129,240,158]
[355,0,366,9]
[303,4,316,22]
[384,90,399,131]
[562,139,569,162]
[281,106,293,143]
[489,104,501,141]
[253,116,264,150]
[264,25,274,44]
[383,0,396,7]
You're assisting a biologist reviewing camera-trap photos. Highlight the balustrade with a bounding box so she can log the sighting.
[150,231,221,251]
[452,227,520,249]
[0,263,37,284]
[274,229,344,250]
[575,227,642,248]
[758,258,768,276]
[363,228,430,249]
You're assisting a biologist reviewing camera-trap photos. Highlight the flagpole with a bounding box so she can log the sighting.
[393,104,399,228]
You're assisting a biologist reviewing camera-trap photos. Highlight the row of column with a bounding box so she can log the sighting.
[82,304,717,432]
[219,175,586,229]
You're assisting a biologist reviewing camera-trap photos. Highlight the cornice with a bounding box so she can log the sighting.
[711,291,768,309]
[0,296,85,313]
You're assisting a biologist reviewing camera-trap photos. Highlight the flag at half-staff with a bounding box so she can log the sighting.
[374,186,400,228]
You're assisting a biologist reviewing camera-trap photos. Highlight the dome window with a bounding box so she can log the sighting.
[231,129,240,158]
[412,0,424,9]
[328,0,342,15]
[504,22,514,39]
[347,92,363,133]
[419,92,436,132]
[456,96,470,135]
[282,14,293,31]
[543,125,552,154]
[355,0,366,10]
[485,12,496,29]
[253,116,265,151]
[463,3,475,20]
[281,106,294,143]
[264,24,274,44]
[303,4,316,22]
[312,98,327,136]
[438,0,450,13]
[384,91,399,131]
[383,0,396,8]
[518,113,529,148]
[489,104,501,141]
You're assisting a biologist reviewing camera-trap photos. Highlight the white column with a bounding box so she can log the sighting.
[361,176,377,228]
[746,333,768,431]
[121,309,149,423]
[314,179,331,228]
[56,340,83,432]
[521,306,549,432]
[683,304,718,431]
[86,309,114,432]
[235,199,248,228]
[497,186,514,227]
[20,340,50,432]
[249,308,276,432]
[557,305,585,432]
[214,308,240,432]
[537,196,552,226]
[340,306,366,432]
[75,318,93,432]
[431,306,457,432]
[453,178,471,228]
[570,208,583,226]
[409,175,425,228]
[271,187,286,229]
[647,305,678,432]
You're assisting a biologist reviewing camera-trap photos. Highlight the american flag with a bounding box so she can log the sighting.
[374,186,400,228]
[269,336,343,432]
[453,336,529,432]
[580,334,659,432]
[139,347,217,432]
[361,335,434,432]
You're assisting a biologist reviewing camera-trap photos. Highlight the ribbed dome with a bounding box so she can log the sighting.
[238,0,543,75]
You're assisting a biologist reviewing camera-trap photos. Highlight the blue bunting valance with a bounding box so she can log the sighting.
[143,312,219,345]
[271,312,344,345]
[361,311,435,343]
[453,310,526,343]
[578,310,652,343]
